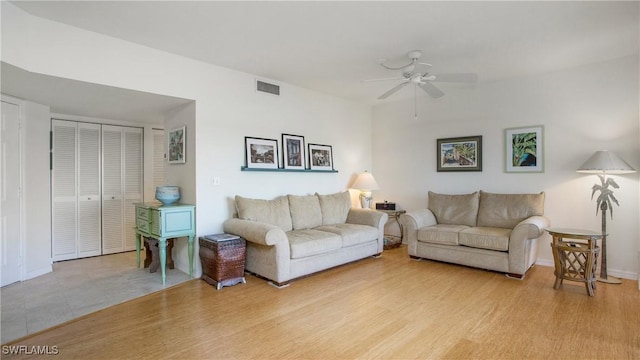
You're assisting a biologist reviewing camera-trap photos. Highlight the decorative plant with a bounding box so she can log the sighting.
[591,174,619,219]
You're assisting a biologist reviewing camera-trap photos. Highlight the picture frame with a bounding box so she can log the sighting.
[505,125,544,173]
[308,143,334,171]
[282,134,306,170]
[437,135,482,172]
[245,137,279,169]
[167,126,186,164]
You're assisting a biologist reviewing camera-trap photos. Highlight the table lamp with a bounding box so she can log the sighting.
[576,150,636,284]
[351,171,379,209]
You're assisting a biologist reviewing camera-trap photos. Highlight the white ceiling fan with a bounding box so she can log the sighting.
[363,50,478,103]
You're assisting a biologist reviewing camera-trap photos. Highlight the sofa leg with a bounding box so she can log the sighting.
[268,281,290,289]
[506,273,524,280]
[409,255,422,261]
[372,253,382,258]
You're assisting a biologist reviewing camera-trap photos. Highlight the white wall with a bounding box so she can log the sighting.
[22,100,52,279]
[373,55,640,279]
[2,3,373,277]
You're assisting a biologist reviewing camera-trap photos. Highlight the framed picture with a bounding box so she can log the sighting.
[245,137,279,169]
[437,135,482,172]
[308,143,334,171]
[282,134,306,170]
[505,125,543,173]
[168,126,186,164]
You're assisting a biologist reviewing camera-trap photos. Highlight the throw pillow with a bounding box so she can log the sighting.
[316,191,352,225]
[235,195,293,231]
[428,191,479,227]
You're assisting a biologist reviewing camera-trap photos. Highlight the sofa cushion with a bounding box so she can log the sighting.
[459,227,512,251]
[477,191,545,229]
[288,195,323,230]
[428,191,479,227]
[287,229,342,259]
[317,191,352,225]
[316,224,378,247]
[235,195,293,231]
[417,224,469,245]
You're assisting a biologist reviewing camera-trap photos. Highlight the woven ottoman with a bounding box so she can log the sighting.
[199,234,247,290]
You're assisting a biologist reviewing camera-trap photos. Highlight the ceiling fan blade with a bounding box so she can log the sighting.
[378,81,410,99]
[430,73,478,83]
[361,77,405,83]
[419,81,445,98]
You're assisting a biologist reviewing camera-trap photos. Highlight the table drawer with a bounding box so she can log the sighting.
[136,218,151,233]
[136,207,150,221]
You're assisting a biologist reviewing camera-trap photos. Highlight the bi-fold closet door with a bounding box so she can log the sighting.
[52,120,142,261]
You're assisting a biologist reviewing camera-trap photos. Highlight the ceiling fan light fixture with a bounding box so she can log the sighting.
[363,49,478,103]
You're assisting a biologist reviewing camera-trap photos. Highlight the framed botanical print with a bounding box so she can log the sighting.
[505,126,543,173]
[168,126,186,164]
[282,134,306,170]
[245,137,279,169]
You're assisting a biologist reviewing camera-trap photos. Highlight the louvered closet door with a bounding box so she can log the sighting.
[52,120,78,261]
[102,125,124,254]
[123,128,143,251]
[77,123,102,258]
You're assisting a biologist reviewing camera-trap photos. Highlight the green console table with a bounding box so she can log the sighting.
[134,202,196,284]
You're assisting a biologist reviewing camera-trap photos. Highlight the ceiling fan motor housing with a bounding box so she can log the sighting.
[407,50,423,60]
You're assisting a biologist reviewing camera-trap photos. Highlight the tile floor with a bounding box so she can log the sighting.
[1,251,191,344]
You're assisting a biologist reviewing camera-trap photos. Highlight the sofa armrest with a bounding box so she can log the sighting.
[400,210,437,254]
[508,215,551,275]
[346,208,386,227]
[346,209,388,253]
[223,218,288,246]
[400,209,437,230]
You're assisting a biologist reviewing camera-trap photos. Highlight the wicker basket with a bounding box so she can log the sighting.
[383,236,402,250]
[199,236,246,290]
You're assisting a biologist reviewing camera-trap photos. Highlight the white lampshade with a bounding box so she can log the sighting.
[351,171,380,191]
[576,150,636,175]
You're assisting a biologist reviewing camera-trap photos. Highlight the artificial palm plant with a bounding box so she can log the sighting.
[590,174,619,282]
[577,150,636,284]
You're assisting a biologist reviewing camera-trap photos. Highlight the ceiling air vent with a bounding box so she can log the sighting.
[256,80,280,96]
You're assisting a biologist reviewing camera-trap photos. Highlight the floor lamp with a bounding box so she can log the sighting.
[576,150,636,284]
[351,171,379,209]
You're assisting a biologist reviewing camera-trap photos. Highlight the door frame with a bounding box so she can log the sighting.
[1,94,25,284]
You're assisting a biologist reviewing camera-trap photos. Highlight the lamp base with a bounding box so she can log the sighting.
[597,275,622,284]
[359,191,373,209]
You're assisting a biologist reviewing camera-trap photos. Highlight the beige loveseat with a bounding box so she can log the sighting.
[400,191,549,279]
[223,191,388,287]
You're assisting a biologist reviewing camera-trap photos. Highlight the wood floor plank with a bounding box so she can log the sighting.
[2,246,639,359]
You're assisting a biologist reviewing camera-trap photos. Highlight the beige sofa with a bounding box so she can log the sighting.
[223,191,388,287]
[400,191,549,279]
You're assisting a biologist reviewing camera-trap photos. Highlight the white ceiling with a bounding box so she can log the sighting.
[7,1,640,111]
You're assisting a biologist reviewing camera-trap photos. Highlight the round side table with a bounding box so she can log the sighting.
[379,210,406,250]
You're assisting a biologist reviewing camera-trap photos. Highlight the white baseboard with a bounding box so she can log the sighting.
[535,258,638,281]
[535,259,554,268]
[25,265,53,281]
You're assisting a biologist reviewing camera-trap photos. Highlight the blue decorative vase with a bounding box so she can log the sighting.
[155,186,180,205]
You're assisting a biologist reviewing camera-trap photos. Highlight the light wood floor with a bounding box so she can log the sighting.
[3,246,639,359]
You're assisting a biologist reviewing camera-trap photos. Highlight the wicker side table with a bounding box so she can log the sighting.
[547,228,601,297]
[199,234,247,290]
